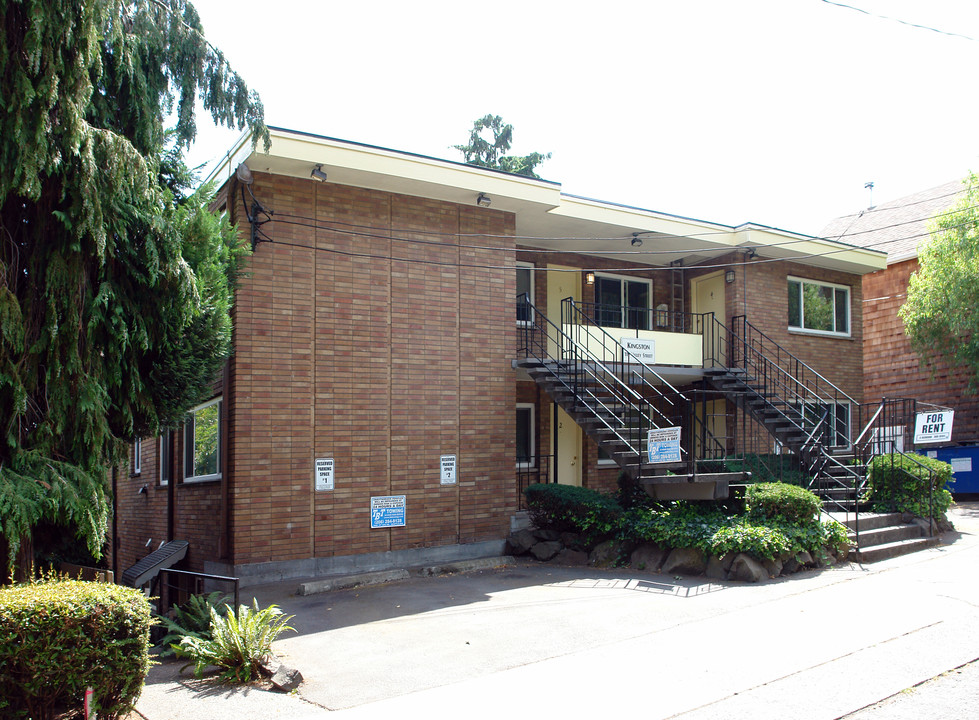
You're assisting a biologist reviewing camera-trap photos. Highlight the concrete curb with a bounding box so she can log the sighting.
[295,556,516,596]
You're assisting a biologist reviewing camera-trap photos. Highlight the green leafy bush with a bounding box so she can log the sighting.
[178,600,295,683]
[623,501,850,563]
[865,453,953,518]
[524,483,623,541]
[745,482,822,525]
[158,591,230,657]
[0,578,152,719]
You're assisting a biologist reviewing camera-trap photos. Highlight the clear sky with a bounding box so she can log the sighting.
[184,0,979,236]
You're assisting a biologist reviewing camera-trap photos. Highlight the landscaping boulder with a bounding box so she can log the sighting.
[560,532,587,551]
[762,557,783,578]
[630,543,668,573]
[506,529,537,556]
[531,541,563,561]
[706,553,737,580]
[728,553,767,583]
[533,528,562,542]
[271,664,303,692]
[661,547,707,576]
[554,548,589,566]
[589,540,627,568]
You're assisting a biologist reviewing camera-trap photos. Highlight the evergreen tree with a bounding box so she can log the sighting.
[453,114,551,179]
[0,0,267,570]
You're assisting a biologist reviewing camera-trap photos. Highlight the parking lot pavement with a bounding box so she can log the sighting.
[136,502,979,719]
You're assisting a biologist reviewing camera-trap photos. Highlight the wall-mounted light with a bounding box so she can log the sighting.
[631,233,643,247]
[235,163,254,185]
[137,485,147,495]
[311,164,328,182]
[476,193,492,207]
[585,271,596,286]
[725,269,736,284]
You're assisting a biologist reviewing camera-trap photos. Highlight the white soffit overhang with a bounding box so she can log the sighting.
[211,129,886,275]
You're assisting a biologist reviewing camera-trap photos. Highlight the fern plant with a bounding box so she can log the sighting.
[178,600,295,683]
[157,591,229,657]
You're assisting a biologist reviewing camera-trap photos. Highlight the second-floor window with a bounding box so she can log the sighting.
[595,274,651,330]
[788,277,850,336]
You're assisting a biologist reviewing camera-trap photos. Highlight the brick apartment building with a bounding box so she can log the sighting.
[111,128,885,586]
[822,180,977,445]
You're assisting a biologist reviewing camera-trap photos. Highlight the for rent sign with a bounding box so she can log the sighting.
[913,411,954,444]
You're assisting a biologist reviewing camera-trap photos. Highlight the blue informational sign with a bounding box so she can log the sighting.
[370,495,406,529]
[648,427,682,464]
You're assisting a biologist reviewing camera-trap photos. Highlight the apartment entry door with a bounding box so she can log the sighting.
[552,404,582,486]
[546,264,581,358]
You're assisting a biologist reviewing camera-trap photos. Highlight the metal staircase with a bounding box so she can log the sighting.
[516,295,740,499]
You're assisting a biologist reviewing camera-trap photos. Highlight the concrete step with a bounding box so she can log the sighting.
[852,524,925,547]
[834,512,905,532]
[851,536,940,563]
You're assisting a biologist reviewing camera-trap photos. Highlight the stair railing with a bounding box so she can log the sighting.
[517,294,660,474]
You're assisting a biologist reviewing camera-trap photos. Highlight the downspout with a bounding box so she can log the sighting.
[111,465,119,580]
[220,357,231,561]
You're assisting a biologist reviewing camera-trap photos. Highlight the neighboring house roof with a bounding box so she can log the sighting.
[820,179,967,264]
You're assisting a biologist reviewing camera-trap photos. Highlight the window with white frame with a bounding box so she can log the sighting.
[516,263,534,326]
[595,274,652,330]
[159,430,173,486]
[132,437,142,475]
[516,404,535,467]
[184,398,221,482]
[788,277,850,336]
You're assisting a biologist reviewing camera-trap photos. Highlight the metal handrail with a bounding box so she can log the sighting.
[517,294,658,469]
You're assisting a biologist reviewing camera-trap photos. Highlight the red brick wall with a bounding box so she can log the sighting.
[864,260,979,443]
[227,174,517,567]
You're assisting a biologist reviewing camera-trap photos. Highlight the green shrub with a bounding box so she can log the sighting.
[524,483,623,541]
[865,453,954,518]
[623,501,849,563]
[178,600,294,683]
[745,482,821,525]
[0,578,152,719]
[158,591,230,657]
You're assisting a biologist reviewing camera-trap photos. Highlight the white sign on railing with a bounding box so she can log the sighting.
[621,337,655,363]
[648,427,682,463]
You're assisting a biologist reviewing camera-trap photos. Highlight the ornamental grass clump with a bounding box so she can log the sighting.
[178,599,295,683]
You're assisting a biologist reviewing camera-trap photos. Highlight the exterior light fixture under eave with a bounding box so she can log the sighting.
[726,269,735,284]
[311,164,328,182]
[585,271,596,286]
[476,193,491,207]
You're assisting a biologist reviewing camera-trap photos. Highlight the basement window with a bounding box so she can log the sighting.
[788,277,850,336]
[184,398,221,482]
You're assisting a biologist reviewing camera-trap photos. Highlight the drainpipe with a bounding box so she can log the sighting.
[111,465,119,580]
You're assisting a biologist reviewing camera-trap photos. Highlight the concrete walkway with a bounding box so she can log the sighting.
[135,502,979,719]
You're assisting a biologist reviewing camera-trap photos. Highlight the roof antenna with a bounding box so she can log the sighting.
[865,181,875,209]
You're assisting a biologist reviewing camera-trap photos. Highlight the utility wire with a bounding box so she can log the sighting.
[820,0,979,43]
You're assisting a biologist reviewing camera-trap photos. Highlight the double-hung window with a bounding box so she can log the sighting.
[132,438,142,475]
[788,277,850,336]
[516,404,535,468]
[184,398,221,482]
[595,274,651,330]
[516,263,534,326]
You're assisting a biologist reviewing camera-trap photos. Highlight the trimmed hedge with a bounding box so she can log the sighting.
[524,483,622,540]
[0,579,153,719]
[745,482,822,525]
[865,453,954,518]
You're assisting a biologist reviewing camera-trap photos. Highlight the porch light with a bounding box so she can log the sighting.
[631,233,643,247]
[311,164,328,182]
[476,193,492,207]
[725,269,735,284]
[585,271,596,286]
